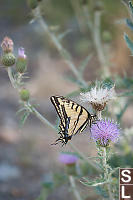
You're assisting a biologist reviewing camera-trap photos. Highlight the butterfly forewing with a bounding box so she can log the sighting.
[50,96,90,138]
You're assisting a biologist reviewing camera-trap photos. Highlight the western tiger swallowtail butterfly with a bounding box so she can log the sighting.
[50,96,97,145]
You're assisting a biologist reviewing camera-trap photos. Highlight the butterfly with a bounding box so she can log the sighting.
[50,96,97,145]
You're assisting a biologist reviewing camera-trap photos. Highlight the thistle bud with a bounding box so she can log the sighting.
[20,89,30,102]
[27,0,38,9]
[1,37,14,53]
[59,153,79,176]
[1,53,16,67]
[16,47,27,73]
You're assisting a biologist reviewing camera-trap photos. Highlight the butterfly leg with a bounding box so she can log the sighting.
[51,131,66,145]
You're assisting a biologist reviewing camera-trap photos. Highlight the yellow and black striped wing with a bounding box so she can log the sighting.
[50,96,91,137]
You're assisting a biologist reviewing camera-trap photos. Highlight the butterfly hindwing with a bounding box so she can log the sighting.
[50,96,92,144]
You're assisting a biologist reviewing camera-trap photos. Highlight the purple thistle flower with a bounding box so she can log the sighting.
[18,47,26,59]
[91,119,120,147]
[59,153,79,165]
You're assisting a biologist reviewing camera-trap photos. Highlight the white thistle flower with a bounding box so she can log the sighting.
[80,86,115,111]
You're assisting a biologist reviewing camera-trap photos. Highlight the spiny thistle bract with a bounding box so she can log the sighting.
[1,53,16,67]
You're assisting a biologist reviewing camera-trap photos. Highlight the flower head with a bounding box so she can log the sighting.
[80,86,115,111]
[16,47,27,73]
[59,153,79,165]
[1,36,14,53]
[18,47,27,59]
[91,119,120,147]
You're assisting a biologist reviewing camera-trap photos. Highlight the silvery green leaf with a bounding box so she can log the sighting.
[109,167,119,176]
[29,18,35,24]
[129,1,133,17]
[101,78,114,90]
[79,54,92,76]
[126,18,133,31]
[95,186,108,198]
[60,49,72,61]
[64,74,83,86]
[58,29,72,41]
[122,0,129,7]
[80,177,108,187]
[124,33,133,54]
[16,107,27,115]
[20,112,30,125]
[49,25,60,32]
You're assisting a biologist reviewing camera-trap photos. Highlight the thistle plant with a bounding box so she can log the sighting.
[1,0,133,200]
[0,36,120,200]
[79,84,120,200]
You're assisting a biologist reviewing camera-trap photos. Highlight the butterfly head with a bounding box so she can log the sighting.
[90,114,98,126]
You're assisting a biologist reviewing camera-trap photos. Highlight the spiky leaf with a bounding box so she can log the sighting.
[126,18,133,31]
[124,33,133,54]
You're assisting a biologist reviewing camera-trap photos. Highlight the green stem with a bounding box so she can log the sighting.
[83,7,110,77]
[69,176,82,200]
[102,147,114,200]
[93,11,110,77]
[70,0,86,33]
[7,67,17,89]
[32,6,87,88]
[93,12,106,67]
[26,101,56,131]
[97,110,102,120]
[36,188,50,200]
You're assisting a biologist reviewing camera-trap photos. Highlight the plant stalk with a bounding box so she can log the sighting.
[33,6,87,88]
[102,147,114,200]
[7,67,17,89]
[93,11,110,77]
[97,110,102,120]
[69,175,82,200]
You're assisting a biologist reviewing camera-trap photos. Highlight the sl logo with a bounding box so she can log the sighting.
[119,168,133,199]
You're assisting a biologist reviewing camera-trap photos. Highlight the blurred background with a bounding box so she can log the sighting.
[0,0,133,199]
